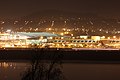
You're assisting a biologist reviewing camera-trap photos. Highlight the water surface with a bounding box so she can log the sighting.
[0,61,120,80]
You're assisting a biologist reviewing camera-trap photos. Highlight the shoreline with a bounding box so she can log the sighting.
[0,48,119,61]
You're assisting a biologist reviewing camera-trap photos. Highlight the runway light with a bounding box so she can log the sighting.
[40,36,43,39]
[108,37,110,39]
[48,28,52,31]
[60,33,64,35]
[113,36,116,39]
[101,36,105,39]
[49,37,53,39]
[71,34,73,36]
[61,37,64,39]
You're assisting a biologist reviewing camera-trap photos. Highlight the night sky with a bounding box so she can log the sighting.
[0,0,120,18]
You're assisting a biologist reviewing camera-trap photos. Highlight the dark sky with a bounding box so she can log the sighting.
[0,0,120,18]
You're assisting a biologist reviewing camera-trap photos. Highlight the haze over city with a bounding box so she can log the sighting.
[0,0,120,18]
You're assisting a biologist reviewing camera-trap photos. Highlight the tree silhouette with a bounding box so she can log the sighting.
[21,49,66,80]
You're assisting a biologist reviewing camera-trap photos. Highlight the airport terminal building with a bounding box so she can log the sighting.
[0,32,106,48]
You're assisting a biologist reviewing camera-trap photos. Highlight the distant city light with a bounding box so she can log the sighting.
[6,29,11,33]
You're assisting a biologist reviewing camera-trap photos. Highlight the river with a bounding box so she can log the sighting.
[0,61,120,80]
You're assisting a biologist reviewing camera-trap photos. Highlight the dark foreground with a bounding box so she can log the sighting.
[0,48,120,61]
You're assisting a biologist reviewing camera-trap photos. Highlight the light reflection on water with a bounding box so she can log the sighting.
[1,61,120,80]
[0,62,30,80]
